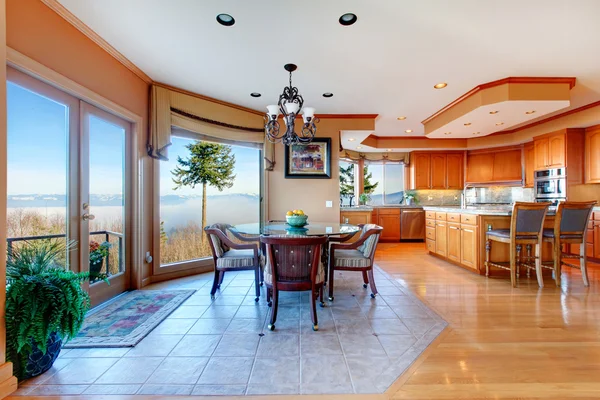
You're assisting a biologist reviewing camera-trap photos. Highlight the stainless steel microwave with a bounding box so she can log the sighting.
[534,168,566,199]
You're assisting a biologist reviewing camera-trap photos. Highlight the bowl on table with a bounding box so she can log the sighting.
[286,214,308,227]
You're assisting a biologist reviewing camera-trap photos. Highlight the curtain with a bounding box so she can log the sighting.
[340,149,410,164]
[148,84,275,170]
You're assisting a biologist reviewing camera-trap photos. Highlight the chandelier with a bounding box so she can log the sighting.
[264,64,319,146]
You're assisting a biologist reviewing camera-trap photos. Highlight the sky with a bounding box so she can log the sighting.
[7,80,260,198]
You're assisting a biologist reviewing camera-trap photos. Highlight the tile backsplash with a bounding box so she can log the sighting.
[465,186,534,205]
[412,190,462,206]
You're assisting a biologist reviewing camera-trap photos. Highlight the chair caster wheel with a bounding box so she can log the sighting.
[363,283,368,288]
[312,324,319,331]
[328,296,334,301]
[267,301,272,307]
[255,297,259,302]
[319,302,325,308]
[370,293,376,299]
[268,324,275,331]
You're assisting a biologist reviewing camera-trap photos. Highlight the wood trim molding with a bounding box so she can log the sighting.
[467,144,523,155]
[316,113,379,119]
[40,0,153,84]
[422,76,577,125]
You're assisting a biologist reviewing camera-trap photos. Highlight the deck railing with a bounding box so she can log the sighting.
[6,231,124,279]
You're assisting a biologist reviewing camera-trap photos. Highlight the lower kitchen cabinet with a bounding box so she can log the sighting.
[447,223,461,262]
[340,210,371,225]
[435,220,447,257]
[378,209,401,241]
[460,224,478,269]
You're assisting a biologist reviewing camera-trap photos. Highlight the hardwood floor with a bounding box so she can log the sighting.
[11,242,600,399]
[377,242,600,400]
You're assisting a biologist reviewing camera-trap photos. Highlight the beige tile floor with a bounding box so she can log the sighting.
[15,265,446,396]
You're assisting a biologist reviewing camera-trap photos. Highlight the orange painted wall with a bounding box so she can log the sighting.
[6,0,153,280]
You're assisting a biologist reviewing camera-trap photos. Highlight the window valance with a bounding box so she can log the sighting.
[340,149,410,164]
[149,85,275,170]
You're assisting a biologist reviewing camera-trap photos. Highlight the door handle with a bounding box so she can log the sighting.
[82,213,96,221]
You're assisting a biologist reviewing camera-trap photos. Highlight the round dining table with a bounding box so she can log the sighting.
[231,221,361,237]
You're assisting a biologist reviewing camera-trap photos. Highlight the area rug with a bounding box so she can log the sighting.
[63,290,195,348]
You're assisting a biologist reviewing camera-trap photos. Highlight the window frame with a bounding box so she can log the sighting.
[339,158,406,206]
[153,129,263,276]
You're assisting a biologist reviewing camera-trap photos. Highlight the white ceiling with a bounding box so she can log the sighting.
[58,0,600,141]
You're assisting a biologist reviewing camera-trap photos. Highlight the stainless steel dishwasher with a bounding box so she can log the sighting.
[400,209,425,240]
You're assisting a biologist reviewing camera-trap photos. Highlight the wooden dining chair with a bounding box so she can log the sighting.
[541,201,597,286]
[204,223,263,301]
[260,234,327,331]
[485,202,551,287]
[328,224,383,301]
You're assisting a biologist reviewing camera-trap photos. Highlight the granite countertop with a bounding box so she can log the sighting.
[340,205,424,212]
[423,205,563,216]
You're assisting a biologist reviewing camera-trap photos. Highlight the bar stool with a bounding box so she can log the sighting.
[485,202,551,287]
[541,201,597,287]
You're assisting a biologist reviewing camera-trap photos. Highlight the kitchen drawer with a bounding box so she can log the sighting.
[436,212,447,221]
[588,220,594,230]
[426,211,436,219]
[447,213,461,222]
[378,208,401,215]
[587,228,594,244]
[461,214,477,225]
[426,226,436,240]
[426,239,435,252]
[426,218,436,228]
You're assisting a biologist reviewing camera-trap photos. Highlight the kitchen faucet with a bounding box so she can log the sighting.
[461,184,475,209]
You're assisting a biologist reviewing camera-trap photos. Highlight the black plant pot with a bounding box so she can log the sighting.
[23,332,62,380]
[90,259,103,276]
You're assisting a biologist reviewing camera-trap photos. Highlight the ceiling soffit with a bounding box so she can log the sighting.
[422,77,575,138]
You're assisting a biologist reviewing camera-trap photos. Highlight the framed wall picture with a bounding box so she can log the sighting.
[284,138,332,179]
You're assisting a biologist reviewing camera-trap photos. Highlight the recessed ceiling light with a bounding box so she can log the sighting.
[387,149,392,152]
[397,116,406,120]
[473,132,481,135]
[495,122,504,126]
[216,14,235,26]
[250,92,261,98]
[464,122,472,126]
[489,110,499,114]
[323,92,334,98]
[434,82,447,89]
[525,110,536,114]
[356,146,362,149]
[444,132,452,135]
[348,138,355,142]
[405,129,413,133]
[339,13,358,26]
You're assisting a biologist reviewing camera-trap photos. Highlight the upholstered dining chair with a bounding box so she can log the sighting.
[485,202,551,288]
[328,224,383,301]
[204,223,262,301]
[260,235,327,331]
[541,201,597,287]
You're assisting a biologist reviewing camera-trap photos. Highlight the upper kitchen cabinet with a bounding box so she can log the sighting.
[524,142,535,188]
[409,151,464,190]
[466,146,522,184]
[585,124,600,184]
[533,128,585,184]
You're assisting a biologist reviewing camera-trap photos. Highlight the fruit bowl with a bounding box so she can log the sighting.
[286,214,308,227]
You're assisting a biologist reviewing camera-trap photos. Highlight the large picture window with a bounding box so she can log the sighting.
[339,160,405,206]
[159,134,261,266]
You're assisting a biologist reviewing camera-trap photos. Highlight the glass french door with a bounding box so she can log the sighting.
[6,67,132,306]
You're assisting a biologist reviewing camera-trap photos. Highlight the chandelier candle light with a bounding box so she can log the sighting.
[265,64,319,146]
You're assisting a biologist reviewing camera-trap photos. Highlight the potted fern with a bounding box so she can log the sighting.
[6,240,100,380]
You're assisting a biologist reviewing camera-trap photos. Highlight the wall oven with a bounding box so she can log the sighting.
[534,167,566,205]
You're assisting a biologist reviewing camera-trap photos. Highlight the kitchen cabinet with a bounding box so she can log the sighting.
[460,224,478,269]
[447,222,461,262]
[435,221,447,257]
[446,153,464,189]
[340,210,371,226]
[376,208,401,242]
[413,153,431,189]
[466,147,522,184]
[532,129,584,184]
[524,142,535,188]
[585,125,600,184]
[595,213,600,260]
[410,151,464,189]
[430,154,447,189]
